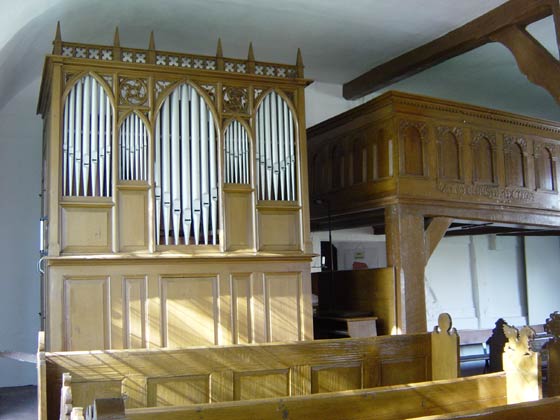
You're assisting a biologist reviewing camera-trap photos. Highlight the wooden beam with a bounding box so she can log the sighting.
[490,25,560,104]
[343,0,556,99]
[424,217,452,262]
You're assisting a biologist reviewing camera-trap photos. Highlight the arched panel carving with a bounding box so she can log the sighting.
[368,128,393,181]
[504,136,527,188]
[437,126,463,181]
[472,132,497,184]
[331,143,345,190]
[535,143,556,191]
[399,120,428,177]
[352,135,367,185]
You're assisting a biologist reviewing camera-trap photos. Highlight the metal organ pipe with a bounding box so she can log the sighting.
[74,80,82,196]
[62,75,113,198]
[68,89,75,196]
[91,78,98,196]
[119,113,148,182]
[161,97,171,245]
[155,84,218,246]
[200,96,210,245]
[98,85,105,195]
[105,95,112,196]
[224,120,250,185]
[191,89,201,245]
[154,117,161,245]
[255,91,297,201]
[171,91,181,245]
[209,111,217,245]
[180,85,192,244]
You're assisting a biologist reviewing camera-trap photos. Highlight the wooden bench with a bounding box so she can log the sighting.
[40,313,459,420]
[414,396,560,420]
[78,320,543,420]
[122,374,509,420]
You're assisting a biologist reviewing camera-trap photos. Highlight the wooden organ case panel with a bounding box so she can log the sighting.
[38,26,313,351]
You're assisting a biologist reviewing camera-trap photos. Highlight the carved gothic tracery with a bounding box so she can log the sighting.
[119,78,148,106]
[223,86,249,114]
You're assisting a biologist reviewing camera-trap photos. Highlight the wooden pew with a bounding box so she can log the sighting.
[414,396,560,420]
[75,318,541,420]
[39,313,459,420]
[544,311,560,396]
[123,373,509,420]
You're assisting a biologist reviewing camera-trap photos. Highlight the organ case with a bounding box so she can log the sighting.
[37,26,313,351]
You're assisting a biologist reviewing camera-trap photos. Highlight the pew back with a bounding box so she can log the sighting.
[415,395,560,420]
[44,333,438,419]
[123,373,507,420]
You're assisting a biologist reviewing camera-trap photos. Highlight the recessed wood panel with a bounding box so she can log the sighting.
[63,277,110,351]
[234,370,290,400]
[61,206,111,252]
[147,375,209,406]
[265,273,301,342]
[258,210,300,251]
[311,363,362,394]
[506,143,525,187]
[124,277,147,348]
[536,145,555,191]
[403,125,424,176]
[225,191,254,251]
[232,274,252,344]
[380,357,427,385]
[72,380,122,409]
[160,276,218,347]
[118,189,148,251]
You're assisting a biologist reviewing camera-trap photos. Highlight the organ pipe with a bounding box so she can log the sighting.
[62,75,113,197]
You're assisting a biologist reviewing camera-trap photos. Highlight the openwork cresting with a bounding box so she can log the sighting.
[53,24,303,79]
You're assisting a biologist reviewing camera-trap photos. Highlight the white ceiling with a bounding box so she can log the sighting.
[1,0,559,120]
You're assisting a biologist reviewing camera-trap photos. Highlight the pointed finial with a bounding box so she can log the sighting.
[216,38,223,57]
[55,21,62,42]
[247,42,255,74]
[113,27,120,47]
[296,48,304,78]
[248,43,255,62]
[53,21,62,55]
[113,27,121,61]
[215,38,224,71]
[148,31,156,64]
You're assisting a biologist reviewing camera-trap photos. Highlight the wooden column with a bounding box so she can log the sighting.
[385,204,426,334]
[47,63,63,256]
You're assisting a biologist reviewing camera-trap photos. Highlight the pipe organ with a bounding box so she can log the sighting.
[38,25,313,351]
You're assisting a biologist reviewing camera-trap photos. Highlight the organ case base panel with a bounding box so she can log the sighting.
[45,257,313,351]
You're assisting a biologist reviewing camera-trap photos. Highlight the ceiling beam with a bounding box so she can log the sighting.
[343,0,556,100]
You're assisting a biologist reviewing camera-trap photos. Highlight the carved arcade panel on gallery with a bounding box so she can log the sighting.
[308,91,560,227]
[308,91,560,335]
[38,25,313,351]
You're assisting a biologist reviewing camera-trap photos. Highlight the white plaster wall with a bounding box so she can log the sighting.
[525,236,560,325]
[425,236,477,330]
[0,79,42,386]
[305,82,362,128]
[471,235,527,328]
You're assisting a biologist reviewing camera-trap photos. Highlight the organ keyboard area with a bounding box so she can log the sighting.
[37,25,314,351]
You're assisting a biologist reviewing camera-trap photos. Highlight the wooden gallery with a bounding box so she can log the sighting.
[34,2,560,419]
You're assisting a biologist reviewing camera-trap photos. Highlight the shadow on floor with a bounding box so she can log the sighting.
[0,386,37,420]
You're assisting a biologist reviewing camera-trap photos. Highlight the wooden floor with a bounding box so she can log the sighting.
[0,386,36,420]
